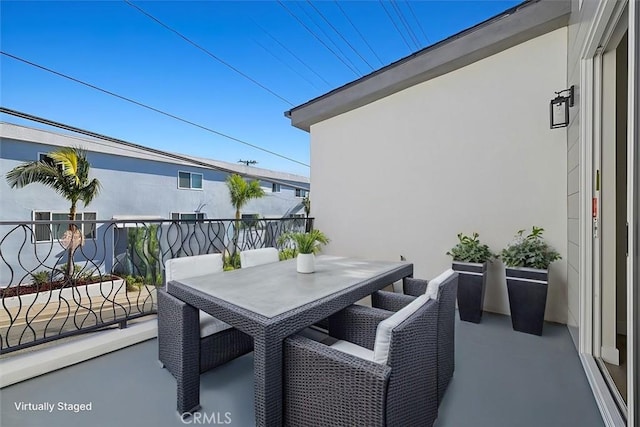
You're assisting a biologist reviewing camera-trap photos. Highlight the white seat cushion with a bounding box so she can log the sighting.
[373,294,430,365]
[240,248,279,268]
[165,254,226,337]
[165,253,223,282]
[424,268,456,300]
[199,312,231,337]
[331,340,375,361]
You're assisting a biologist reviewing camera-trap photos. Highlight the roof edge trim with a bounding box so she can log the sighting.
[287,0,570,132]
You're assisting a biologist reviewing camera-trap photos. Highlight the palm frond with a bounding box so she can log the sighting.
[79,179,102,206]
[226,174,265,211]
[6,146,101,209]
[5,161,62,189]
[48,147,82,185]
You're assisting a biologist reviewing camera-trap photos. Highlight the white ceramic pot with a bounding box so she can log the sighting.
[296,253,315,274]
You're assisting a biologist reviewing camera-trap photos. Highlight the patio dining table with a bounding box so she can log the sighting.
[166,255,413,427]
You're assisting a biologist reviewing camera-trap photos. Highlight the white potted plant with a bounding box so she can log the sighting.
[500,226,561,335]
[278,229,329,273]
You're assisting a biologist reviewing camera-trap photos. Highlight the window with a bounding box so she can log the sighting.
[272,183,281,193]
[33,211,97,243]
[241,213,259,227]
[38,153,52,162]
[178,171,203,190]
[171,212,205,221]
[295,189,309,198]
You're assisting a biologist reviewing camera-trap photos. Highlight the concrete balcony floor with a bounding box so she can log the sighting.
[0,312,604,427]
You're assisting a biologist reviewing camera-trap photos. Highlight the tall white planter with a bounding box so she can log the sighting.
[296,253,315,274]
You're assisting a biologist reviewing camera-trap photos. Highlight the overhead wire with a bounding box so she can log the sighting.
[277,0,361,77]
[0,51,309,168]
[405,0,432,45]
[251,19,333,88]
[123,0,294,106]
[333,1,385,67]
[252,38,323,92]
[291,1,363,76]
[389,0,420,50]
[378,0,412,52]
[305,0,374,71]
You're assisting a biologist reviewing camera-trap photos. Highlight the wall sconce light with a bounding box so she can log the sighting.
[550,85,574,129]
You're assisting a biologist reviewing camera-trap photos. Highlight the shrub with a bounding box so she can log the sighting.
[446,232,496,263]
[500,226,561,269]
[277,229,329,254]
[31,270,52,285]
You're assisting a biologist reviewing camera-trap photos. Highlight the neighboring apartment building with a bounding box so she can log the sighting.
[0,121,310,281]
[287,0,638,425]
[0,122,309,222]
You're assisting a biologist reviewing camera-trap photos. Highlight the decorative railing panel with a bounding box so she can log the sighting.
[0,217,311,353]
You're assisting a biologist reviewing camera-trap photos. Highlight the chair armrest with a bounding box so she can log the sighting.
[328,304,393,350]
[403,277,428,296]
[284,334,390,427]
[371,290,416,312]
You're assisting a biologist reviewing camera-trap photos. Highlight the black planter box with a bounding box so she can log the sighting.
[452,261,487,324]
[505,267,548,336]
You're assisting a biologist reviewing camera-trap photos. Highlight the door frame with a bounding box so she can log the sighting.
[627,1,638,424]
[579,0,637,425]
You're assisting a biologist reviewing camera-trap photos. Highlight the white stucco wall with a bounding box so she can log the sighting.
[310,28,569,323]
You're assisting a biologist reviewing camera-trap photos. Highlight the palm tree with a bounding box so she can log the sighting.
[302,195,311,232]
[225,174,264,254]
[6,147,101,278]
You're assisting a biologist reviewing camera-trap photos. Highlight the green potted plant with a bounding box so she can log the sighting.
[500,226,561,336]
[278,229,329,273]
[446,232,496,323]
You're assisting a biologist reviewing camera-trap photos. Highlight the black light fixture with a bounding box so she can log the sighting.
[550,85,574,129]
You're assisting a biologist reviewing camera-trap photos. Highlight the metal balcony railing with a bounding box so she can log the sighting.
[0,217,312,354]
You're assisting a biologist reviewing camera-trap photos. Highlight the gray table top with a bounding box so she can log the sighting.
[167,255,408,318]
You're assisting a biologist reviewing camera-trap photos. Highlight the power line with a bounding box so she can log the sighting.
[295,1,363,75]
[252,19,333,88]
[277,0,361,77]
[0,108,310,190]
[333,1,385,67]
[390,0,420,50]
[123,0,294,106]
[1,51,309,168]
[253,38,323,92]
[305,1,374,71]
[405,1,432,45]
[378,0,412,52]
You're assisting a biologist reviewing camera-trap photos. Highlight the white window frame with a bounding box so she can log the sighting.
[272,183,281,193]
[177,171,203,190]
[32,211,98,243]
[295,188,308,198]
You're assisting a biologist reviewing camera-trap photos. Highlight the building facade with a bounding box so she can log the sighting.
[0,122,310,283]
[287,0,638,424]
[0,123,309,222]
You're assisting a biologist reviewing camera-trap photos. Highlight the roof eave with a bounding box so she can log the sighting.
[286,0,570,132]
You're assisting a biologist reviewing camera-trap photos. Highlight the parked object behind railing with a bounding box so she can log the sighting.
[0,217,310,353]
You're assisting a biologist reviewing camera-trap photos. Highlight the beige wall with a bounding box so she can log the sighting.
[311,28,569,323]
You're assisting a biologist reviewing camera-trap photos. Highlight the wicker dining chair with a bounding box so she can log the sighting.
[239,247,279,268]
[284,294,439,427]
[371,269,459,404]
[157,253,253,412]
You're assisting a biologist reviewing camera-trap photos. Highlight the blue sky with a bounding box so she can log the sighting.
[1,0,521,177]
